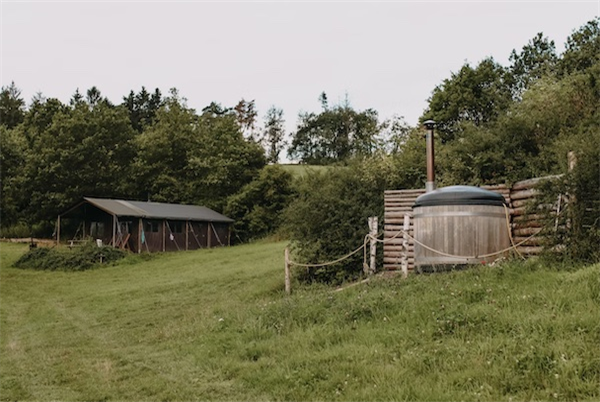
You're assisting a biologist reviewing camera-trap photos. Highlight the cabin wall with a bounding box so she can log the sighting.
[85,209,114,247]
[188,222,208,250]
[211,223,230,247]
[165,220,186,251]
[142,219,163,252]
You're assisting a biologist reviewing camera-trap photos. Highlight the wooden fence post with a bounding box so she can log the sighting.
[568,151,577,172]
[284,247,291,294]
[401,213,410,278]
[368,217,378,275]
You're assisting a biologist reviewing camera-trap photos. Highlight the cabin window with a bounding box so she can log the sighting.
[145,221,159,233]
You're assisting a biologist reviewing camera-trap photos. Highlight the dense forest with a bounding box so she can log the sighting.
[1,18,598,274]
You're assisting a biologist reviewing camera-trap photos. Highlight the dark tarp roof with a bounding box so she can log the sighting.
[65,197,234,223]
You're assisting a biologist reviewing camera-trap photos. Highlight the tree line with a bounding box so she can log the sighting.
[1,18,598,270]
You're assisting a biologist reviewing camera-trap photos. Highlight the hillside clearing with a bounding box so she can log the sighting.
[1,242,599,401]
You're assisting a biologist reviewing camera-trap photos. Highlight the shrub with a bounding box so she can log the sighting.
[14,241,126,271]
[283,162,386,284]
[224,165,295,243]
[536,139,600,263]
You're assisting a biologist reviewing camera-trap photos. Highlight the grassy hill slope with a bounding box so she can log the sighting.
[1,242,598,401]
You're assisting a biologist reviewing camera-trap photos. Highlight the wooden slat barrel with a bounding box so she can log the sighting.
[413,186,510,272]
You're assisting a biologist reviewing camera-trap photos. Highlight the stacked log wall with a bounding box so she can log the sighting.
[509,176,561,256]
[383,189,425,271]
[383,177,558,271]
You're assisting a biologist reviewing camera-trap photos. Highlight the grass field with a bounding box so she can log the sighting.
[1,241,599,401]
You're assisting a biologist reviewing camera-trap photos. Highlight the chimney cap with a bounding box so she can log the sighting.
[423,120,436,129]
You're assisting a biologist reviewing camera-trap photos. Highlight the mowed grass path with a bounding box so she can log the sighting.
[1,241,599,401]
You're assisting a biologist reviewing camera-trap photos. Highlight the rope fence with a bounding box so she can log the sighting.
[284,201,563,294]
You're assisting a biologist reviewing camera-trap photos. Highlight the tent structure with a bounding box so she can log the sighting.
[58,197,233,252]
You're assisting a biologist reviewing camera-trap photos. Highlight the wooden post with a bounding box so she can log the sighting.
[162,220,166,252]
[284,247,291,294]
[57,215,61,245]
[568,151,577,172]
[207,223,212,248]
[138,218,143,254]
[112,214,117,248]
[401,213,410,278]
[185,221,189,251]
[567,150,577,234]
[368,217,378,275]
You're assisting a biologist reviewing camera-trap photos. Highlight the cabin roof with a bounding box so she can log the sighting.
[72,197,234,223]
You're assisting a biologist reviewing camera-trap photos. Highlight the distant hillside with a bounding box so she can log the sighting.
[1,241,598,401]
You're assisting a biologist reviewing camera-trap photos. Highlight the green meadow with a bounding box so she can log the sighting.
[1,241,599,401]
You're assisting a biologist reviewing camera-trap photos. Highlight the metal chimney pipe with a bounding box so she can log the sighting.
[423,120,436,192]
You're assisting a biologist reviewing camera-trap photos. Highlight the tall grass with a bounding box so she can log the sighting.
[1,241,598,401]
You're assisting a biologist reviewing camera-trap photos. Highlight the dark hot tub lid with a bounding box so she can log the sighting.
[413,185,507,207]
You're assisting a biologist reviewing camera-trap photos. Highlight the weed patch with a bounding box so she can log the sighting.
[13,242,126,271]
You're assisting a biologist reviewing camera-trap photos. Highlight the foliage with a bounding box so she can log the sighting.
[188,107,266,211]
[288,96,380,164]
[21,96,68,146]
[535,137,600,263]
[0,126,27,227]
[559,17,600,75]
[131,91,200,203]
[0,81,25,129]
[421,58,513,143]
[377,115,412,154]
[224,165,295,243]
[509,32,558,97]
[132,91,266,211]
[261,106,286,164]
[283,162,387,283]
[436,123,507,186]
[234,98,259,141]
[122,87,163,132]
[13,242,126,271]
[22,100,137,222]
[1,241,598,401]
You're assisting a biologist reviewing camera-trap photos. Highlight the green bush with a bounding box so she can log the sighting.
[224,165,295,243]
[535,140,600,263]
[14,241,126,271]
[283,161,386,284]
[0,221,55,238]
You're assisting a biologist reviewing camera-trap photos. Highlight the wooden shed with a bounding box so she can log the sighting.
[58,197,233,252]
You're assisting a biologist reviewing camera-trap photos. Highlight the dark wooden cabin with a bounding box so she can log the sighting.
[58,197,233,252]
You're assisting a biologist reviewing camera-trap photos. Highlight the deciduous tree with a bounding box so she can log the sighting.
[509,32,558,97]
[262,106,286,164]
[421,58,513,143]
[288,97,380,164]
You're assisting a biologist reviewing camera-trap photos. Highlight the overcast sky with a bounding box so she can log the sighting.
[2,1,598,138]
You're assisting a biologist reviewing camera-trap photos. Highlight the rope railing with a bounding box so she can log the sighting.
[287,201,560,272]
